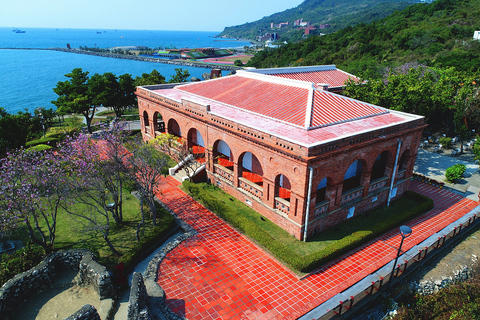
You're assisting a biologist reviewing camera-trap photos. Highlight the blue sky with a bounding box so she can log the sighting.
[2,0,304,32]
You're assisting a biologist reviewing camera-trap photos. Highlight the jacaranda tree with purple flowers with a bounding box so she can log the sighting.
[0,148,69,251]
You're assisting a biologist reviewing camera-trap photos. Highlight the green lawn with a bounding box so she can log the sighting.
[21,189,175,271]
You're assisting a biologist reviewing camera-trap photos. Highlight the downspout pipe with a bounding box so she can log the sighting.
[388,139,402,207]
[303,167,314,242]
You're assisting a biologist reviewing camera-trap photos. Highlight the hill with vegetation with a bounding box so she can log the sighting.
[246,0,480,76]
[217,0,417,43]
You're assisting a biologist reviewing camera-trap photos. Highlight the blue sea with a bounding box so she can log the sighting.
[0,28,251,114]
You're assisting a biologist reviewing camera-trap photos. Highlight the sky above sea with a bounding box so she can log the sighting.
[1,0,304,31]
[0,28,251,114]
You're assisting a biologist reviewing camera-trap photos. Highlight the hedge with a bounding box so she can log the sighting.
[25,137,59,147]
[183,181,433,273]
[27,144,53,152]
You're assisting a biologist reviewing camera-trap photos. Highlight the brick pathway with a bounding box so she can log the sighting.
[155,178,478,319]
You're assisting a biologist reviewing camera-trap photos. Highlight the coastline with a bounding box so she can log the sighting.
[0,47,244,72]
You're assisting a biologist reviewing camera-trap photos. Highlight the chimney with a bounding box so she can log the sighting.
[211,69,221,79]
[317,83,330,91]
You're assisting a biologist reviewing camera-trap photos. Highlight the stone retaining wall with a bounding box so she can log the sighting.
[0,249,115,320]
[126,196,197,320]
[65,304,101,320]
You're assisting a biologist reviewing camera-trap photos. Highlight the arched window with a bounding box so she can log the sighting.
[153,112,165,133]
[316,177,327,204]
[143,111,149,128]
[240,152,263,186]
[343,160,363,192]
[213,140,233,168]
[275,174,291,201]
[167,118,182,138]
[370,151,388,181]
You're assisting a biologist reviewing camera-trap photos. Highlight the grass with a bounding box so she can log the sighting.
[7,189,176,273]
[182,181,433,273]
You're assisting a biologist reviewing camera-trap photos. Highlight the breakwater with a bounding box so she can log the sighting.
[0,47,243,72]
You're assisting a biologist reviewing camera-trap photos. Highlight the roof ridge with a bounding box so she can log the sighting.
[304,83,315,129]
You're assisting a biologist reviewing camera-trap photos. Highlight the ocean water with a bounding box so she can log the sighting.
[0,28,251,114]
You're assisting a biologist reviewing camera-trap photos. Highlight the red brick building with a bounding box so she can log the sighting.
[136,65,426,240]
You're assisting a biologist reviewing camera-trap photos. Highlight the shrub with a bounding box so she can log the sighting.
[0,241,46,286]
[27,144,53,152]
[439,137,452,149]
[25,137,59,147]
[445,164,466,182]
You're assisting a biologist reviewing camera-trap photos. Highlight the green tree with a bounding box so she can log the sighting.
[234,59,244,66]
[52,68,96,133]
[168,68,190,83]
[134,69,166,86]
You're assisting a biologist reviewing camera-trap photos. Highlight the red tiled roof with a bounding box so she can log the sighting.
[265,69,357,88]
[310,90,387,128]
[178,76,309,127]
[177,72,385,129]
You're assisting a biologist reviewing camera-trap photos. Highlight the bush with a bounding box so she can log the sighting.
[182,181,433,273]
[0,241,46,286]
[445,164,466,182]
[27,144,53,152]
[25,137,59,147]
[439,137,452,149]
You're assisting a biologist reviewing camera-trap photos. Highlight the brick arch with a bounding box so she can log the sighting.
[274,174,291,199]
[187,128,205,148]
[212,139,235,165]
[238,151,264,186]
[315,176,332,204]
[342,158,368,193]
[370,150,394,181]
[142,110,150,128]
[167,118,182,138]
[152,111,165,133]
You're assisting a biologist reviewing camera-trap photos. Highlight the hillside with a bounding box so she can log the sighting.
[217,0,417,42]
[246,0,480,76]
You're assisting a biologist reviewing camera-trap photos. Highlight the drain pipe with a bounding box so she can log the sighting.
[303,167,314,242]
[388,139,402,207]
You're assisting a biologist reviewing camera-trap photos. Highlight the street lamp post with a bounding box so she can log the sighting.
[36,107,45,139]
[387,225,412,290]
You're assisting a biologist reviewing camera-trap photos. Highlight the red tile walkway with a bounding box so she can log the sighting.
[155,178,478,319]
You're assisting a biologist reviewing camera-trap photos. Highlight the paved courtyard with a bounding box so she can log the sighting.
[154,176,478,319]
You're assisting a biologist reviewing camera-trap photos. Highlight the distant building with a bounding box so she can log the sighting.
[294,18,311,27]
[304,26,316,36]
[318,24,331,30]
[256,33,279,42]
[136,65,426,240]
[474,31,480,40]
[271,22,289,29]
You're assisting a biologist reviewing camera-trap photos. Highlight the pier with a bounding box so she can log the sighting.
[0,47,244,72]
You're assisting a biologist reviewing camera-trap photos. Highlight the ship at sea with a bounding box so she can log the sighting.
[12,28,26,33]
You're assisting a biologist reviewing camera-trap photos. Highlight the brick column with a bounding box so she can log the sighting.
[331,182,343,210]
[263,177,275,208]
[361,170,371,197]
[233,162,240,188]
[205,148,214,172]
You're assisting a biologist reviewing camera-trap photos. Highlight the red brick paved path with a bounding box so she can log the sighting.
[155,178,477,319]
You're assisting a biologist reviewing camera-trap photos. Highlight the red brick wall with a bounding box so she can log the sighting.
[137,88,424,240]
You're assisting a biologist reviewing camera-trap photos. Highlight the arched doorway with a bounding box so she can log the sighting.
[167,118,182,139]
[213,140,234,169]
[187,128,205,163]
[153,111,165,134]
[143,111,149,133]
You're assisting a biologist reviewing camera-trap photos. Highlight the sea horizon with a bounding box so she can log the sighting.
[0,28,251,114]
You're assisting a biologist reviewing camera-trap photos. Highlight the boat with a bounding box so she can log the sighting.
[15,29,25,33]
[96,31,102,34]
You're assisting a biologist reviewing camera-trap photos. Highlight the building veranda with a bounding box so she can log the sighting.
[136,65,426,240]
